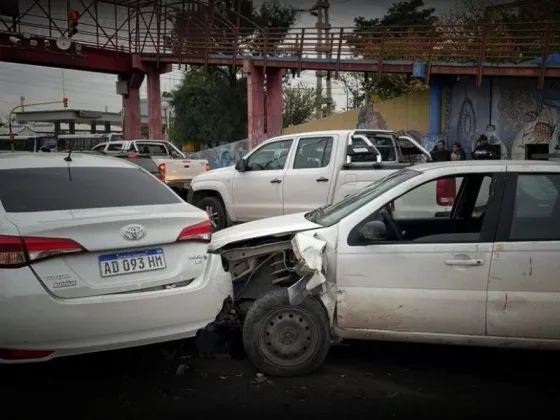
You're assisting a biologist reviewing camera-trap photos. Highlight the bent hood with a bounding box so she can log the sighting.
[208,212,321,251]
[194,165,235,180]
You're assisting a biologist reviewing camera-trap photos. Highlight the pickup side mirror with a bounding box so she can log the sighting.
[235,159,248,172]
[360,220,387,241]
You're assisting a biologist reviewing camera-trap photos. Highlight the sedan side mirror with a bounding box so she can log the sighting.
[360,220,387,241]
[235,159,248,172]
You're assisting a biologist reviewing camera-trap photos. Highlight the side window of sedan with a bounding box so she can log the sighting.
[509,173,560,240]
[349,173,497,246]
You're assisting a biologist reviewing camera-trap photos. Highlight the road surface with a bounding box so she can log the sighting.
[2,340,556,419]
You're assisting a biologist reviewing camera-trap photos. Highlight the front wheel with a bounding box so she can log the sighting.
[242,289,331,377]
[196,196,228,231]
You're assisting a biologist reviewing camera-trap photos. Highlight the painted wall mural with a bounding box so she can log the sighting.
[188,89,435,168]
[446,77,560,159]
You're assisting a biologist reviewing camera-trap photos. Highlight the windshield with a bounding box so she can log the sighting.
[307,168,420,227]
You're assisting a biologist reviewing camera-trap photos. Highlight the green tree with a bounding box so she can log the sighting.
[346,0,437,102]
[283,82,320,127]
[168,1,300,145]
[170,70,247,146]
[439,0,560,63]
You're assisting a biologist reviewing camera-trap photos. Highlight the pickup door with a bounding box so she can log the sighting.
[282,135,337,214]
[232,139,294,221]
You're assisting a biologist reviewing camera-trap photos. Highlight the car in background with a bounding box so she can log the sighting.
[0,152,232,363]
[92,140,210,199]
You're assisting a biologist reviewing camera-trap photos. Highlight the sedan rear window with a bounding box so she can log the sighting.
[0,167,182,213]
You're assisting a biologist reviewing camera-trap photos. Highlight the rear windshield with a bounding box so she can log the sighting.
[136,142,168,155]
[117,156,159,174]
[0,167,182,213]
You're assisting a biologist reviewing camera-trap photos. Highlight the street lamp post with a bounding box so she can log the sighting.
[161,100,170,140]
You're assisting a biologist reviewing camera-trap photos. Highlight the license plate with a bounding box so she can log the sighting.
[98,248,166,278]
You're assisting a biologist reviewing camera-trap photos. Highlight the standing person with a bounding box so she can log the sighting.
[450,143,466,161]
[430,140,450,162]
[472,135,496,160]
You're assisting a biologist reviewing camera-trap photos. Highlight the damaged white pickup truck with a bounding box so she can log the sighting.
[203,159,560,377]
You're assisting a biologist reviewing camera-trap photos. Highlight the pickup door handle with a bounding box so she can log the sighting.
[270,178,282,184]
[445,256,484,266]
[316,177,329,182]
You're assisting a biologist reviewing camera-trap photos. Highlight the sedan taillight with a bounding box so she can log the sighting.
[0,235,85,269]
[176,220,212,243]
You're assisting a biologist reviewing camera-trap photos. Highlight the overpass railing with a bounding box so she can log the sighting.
[2,9,559,67]
[145,22,560,65]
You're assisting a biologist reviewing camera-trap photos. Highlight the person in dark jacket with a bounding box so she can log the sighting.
[472,135,496,160]
[450,142,466,161]
[430,140,450,162]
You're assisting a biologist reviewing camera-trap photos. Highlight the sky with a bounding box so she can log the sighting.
[0,0,455,120]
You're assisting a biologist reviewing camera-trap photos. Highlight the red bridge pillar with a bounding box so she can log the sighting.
[245,63,285,149]
[266,68,284,139]
[146,65,172,140]
[130,56,172,141]
[245,61,265,150]
[120,72,144,140]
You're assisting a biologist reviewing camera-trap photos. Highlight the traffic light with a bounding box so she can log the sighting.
[62,97,68,108]
[67,9,80,37]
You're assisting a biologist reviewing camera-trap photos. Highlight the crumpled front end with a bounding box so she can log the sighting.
[195,227,338,357]
[287,233,336,325]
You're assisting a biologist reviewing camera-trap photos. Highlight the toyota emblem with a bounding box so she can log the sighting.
[122,224,146,241]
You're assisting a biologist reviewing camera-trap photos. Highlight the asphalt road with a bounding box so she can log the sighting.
[2,339,557,419]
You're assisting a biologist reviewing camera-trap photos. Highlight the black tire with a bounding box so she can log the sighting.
[242,289,331,377]
[196,196,228,231]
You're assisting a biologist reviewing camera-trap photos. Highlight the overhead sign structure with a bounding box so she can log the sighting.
[0,0,19,18]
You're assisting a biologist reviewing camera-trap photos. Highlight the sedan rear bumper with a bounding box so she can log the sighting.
[0,253,232,363]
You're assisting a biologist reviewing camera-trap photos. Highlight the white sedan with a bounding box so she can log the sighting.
[0,152,232,363]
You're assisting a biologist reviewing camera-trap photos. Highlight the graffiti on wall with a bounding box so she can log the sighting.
[187,138,249,169]
[446,77,560,159]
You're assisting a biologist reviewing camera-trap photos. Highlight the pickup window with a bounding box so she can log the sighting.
[106,142,124,152]
[247,140,293,171]
[351,132,397,162]
[294,137,333,169]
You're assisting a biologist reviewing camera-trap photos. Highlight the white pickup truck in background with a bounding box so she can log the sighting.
[92,139,210,199]
[187,129,459,230]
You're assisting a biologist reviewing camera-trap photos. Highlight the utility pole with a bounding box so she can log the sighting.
[309,0,333,119]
